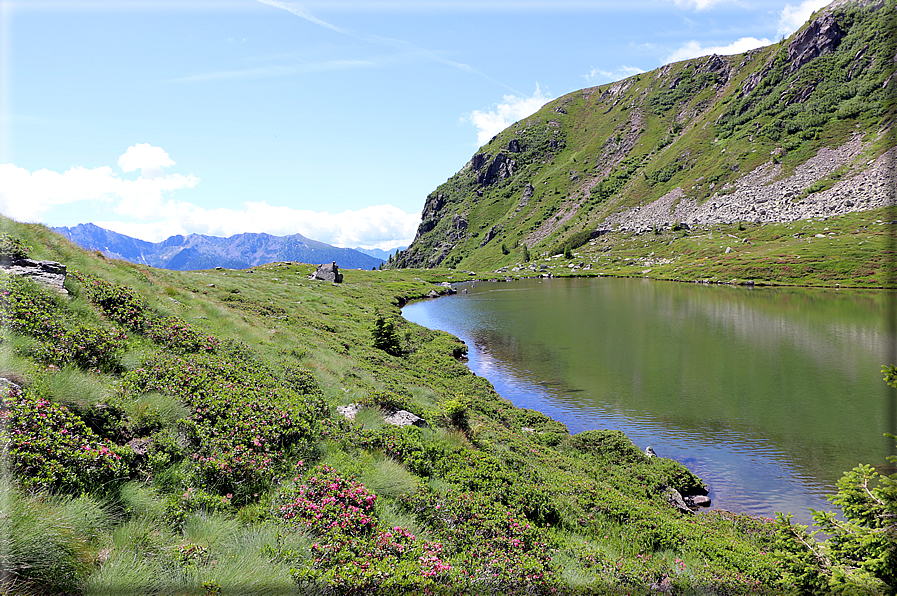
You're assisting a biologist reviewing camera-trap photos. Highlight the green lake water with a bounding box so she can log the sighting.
[402,277,896,523]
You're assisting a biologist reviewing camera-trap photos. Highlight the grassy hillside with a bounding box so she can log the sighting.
[2,218,895,595]
[391,0,896,275]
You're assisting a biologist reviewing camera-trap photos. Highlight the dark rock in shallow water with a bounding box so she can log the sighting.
[685,494,712,507]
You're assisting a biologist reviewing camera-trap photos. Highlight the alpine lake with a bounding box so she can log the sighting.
[402,276,896,524]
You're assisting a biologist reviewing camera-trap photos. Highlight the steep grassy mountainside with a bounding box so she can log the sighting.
[4,218,894,594]
[392,0,895,274]
[54,223,383,271]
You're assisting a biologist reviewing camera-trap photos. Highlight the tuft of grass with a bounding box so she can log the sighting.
[42,365,114,412]
[117,391,190,433]
[352,406,385,430]
[0,482,112,595]
[361,457,419,499]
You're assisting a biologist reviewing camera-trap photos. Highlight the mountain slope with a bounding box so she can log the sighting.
[54,223,384,270]
[392,0,895,271]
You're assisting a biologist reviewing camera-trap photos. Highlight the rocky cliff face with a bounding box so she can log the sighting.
[392,0,895,270]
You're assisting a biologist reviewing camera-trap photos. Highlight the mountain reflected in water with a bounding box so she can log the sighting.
[403,277,895,523]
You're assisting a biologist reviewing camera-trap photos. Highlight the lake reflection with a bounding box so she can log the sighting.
[402,277,896,523]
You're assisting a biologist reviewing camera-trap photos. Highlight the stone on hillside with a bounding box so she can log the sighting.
[310,261,343,283]
[336,404,360,420]
[662,486,694,514]
[383,409,428,428]
[0,258,68,294]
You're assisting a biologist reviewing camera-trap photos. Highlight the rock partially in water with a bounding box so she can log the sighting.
[685,494,712,507]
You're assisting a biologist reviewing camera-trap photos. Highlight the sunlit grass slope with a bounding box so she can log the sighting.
[1,217,892,594]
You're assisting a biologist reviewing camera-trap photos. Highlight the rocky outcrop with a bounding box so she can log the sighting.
[336,403,428,428]
[787,12,843,74]
[0,258,68,294]
[516,184,535,212]
[472,153,516,187]
[309,262,343,283]
[479,224,502,247]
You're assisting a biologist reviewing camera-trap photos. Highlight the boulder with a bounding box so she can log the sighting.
[0,258,68,294]
[383,409,428,428]
[685,494,712,507]
[662,485,694,514]
[310,261,343,283]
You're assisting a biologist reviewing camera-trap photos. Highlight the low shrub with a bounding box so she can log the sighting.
[0,233,30,260]
[2,384,131,494]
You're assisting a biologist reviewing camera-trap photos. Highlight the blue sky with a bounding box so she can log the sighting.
[1,0,829,249]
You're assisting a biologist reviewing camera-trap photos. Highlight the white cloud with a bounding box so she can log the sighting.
[666,36,772,63]
[0,145,198,223]
[117,143,175,178]
[582,64,644,85]
[778,0,830,37]
[462,85,553,147]
[669,0,728,10]
[0,144,418,250]
[94,203,420,250]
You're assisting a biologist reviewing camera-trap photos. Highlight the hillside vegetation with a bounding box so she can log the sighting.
[2,218,896,595]
[391,0,896,282]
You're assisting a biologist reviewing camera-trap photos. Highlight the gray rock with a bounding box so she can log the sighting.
[662,485,694,514]
[0,258,68,294]
[686,494,712,507]
[336,404,360,420]
[309,261,343,283]
[127,438,151,457]
[383,409,428,428]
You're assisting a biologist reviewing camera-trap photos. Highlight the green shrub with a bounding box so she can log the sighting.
[570,429,645,464]
[2,384,131,493]
[372,313,402,356]
[0,233,30,260]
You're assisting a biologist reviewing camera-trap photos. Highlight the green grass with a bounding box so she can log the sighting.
[1,213,890,594]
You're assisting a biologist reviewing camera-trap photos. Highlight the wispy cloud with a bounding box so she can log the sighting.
[174,58,377,82]
[581,64,644,85]
[254,0,522,94]
[777,0,830,37]
[461,85,552,147]
[667,0,732,10]
[93,202,420,249]
[665,36,771,62]
[0,144,419,249]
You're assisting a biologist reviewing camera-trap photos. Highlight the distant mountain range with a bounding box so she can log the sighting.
[354,246,407,261]
[53,223,386,271]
